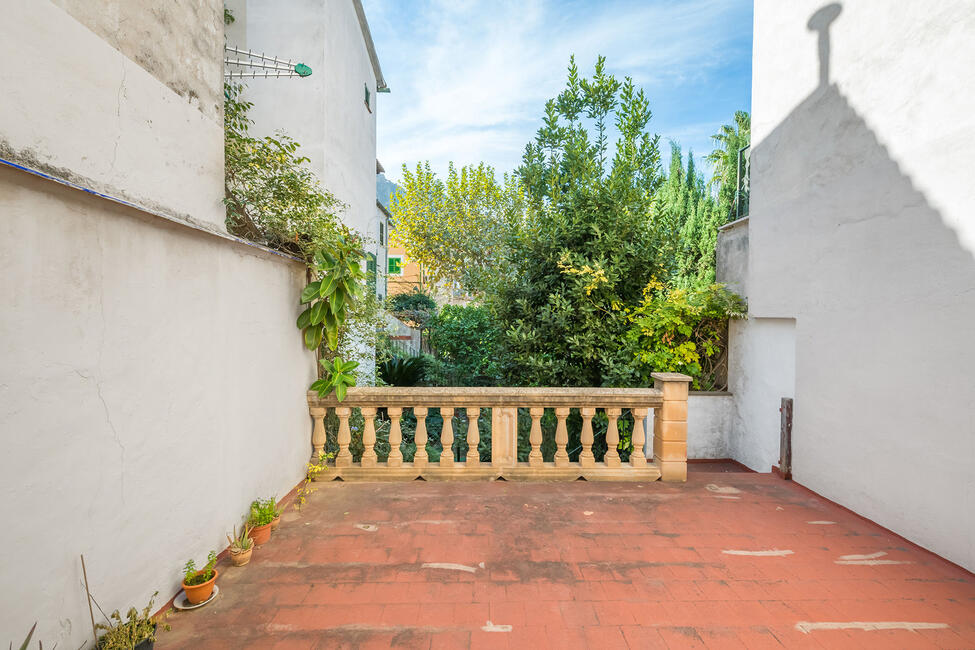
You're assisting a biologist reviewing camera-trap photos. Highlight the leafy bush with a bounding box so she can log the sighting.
[387,288,437,331]
[627,282,745,389]
[427,305,501,386]
[379,356,427,386]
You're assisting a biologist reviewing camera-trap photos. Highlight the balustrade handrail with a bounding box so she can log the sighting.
[305,373,692,482]
[307,386,664,408]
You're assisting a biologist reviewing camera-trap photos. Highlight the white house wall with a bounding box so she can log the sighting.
[748,0,975,570]
[227,0,380,241]
[0,2,317,646]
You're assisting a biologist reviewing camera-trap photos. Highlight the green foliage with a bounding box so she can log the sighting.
[492,56,665,387]
[627,282,745,389]
[389,162,526,294]
[298,238,365,352]
[95,593,163,650]
[427,305,501,386]
[389,289,437,314]
[312,357,360,401]
[225,83,378,397]
[388,288,437,329]
[227,523,254,551]
[224,83,345,261]
[706,110,751,222]
[249,498,280,527]
[378,356,427,386]
[182,551,218,586]
[13,623,38,650]
[658,143,724,288]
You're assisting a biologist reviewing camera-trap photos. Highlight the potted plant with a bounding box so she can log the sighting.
[248,498,277,544]
[96,592,165,649]
[181,551,218,605]
[269,499,283,530]
[227,523,254,567]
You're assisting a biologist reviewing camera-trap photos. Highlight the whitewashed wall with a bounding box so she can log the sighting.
[747,0,975,570]
[226,0,381,240]
[0,2,317,646]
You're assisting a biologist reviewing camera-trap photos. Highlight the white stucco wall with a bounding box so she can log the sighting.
[0,169,316,647]
[748,0,975,570]
[0,0,225,230]
[227,0,381,240]
[0,2,318,646]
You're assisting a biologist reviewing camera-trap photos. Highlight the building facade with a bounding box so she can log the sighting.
[723,0,975,571]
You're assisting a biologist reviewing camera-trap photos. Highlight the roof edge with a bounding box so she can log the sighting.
[352,0,387,91]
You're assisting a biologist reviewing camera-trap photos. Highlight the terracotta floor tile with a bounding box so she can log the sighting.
[154,476,975,649]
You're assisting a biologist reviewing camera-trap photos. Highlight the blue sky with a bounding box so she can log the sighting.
[362,0,753,183]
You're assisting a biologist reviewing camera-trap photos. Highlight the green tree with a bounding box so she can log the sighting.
[706,110,751,222]
[388,162,525,295]
[493,56,666,387]
[426,305,502,386]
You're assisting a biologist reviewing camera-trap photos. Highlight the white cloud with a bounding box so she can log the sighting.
[366,0,751,181]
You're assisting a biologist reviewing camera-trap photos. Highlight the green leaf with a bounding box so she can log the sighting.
[300,282,322,304]
[310,378,328,392]
[329,290,345,314]
[311,300,329,325]
[296,308,312,330]
[304,326,323,350]
[335,382,348,402]
[339,360,360,372]
[324,323,338,351]
[320,275,338,297]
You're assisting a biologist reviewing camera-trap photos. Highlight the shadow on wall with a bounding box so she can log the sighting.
[745,2,975,568]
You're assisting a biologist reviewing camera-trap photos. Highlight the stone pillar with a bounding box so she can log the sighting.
[491,407,517,469]
[310,406,326,461]
[651,372,692,482]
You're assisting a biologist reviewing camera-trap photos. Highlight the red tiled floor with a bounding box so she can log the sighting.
[156,472,975,648]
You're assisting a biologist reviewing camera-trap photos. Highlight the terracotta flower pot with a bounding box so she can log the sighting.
[249,522,272,545]
[182,569,218,605]
[270,515,281,531]
[229,545,253,567]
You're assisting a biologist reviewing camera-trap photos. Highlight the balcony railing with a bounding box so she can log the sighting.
[307,373,690,482]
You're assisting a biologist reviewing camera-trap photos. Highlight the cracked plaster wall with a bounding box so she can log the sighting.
[0,1,318,646]
[0,0,226,230]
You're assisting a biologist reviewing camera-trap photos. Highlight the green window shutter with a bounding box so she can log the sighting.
[387,256,402,275]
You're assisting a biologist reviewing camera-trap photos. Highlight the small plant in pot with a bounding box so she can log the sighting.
[96,592,167,649]
[248,498,277,544]
[181,551,218,605]
[227,523,254,567]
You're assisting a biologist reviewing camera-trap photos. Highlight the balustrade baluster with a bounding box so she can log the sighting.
[414,407,428,469]
[466,407,480,466]
[361,407,378,467]
[605,407,621,468]
[579,407,595,468]
[554,407,570,467]
[529,407,544,467]
[336,406,353,468]
[388,407,403,467]
[310,406,327,460]
[440,407,455,467]
[630,407,648,467]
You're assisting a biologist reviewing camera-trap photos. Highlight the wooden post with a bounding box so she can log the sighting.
[310,406,327,461]
[651,373,691,482]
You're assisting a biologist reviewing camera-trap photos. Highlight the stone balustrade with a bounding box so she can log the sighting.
[307,373,691,482]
